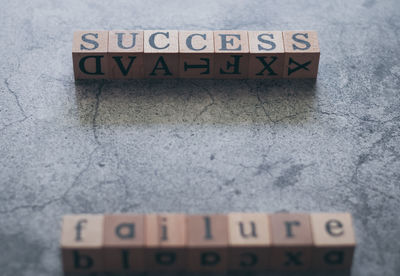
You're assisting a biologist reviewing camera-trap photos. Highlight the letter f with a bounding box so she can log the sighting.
[75,219,87,241]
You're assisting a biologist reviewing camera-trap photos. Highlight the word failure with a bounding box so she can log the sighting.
[61,212,355,273]
[72,30,320,80]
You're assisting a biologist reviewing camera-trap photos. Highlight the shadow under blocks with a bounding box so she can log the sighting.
[72,30,320,80]
[74,77,317,127]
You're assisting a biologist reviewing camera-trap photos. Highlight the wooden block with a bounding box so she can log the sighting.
[60,214,104,273]
[228,213,272,271]
[103,214,145,272]
[283,30,320,78]
[143,30,179,78]
[214,30,249,79]
[108,31,144,79]
[144,213,187,271]
[179,31,214,78]
[248,31,284,78]
[72,31,109,80]
[186,214,229,272]
[310,213,356,270]
[269,213,313,270]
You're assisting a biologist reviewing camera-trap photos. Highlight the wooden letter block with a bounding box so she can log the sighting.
[228,213,271,271]
[310,213,356,270]
[214,30,249,79]
[179,31,214,78]
[248,31,284,78]
[108,31,144,79]
[72,31,109,80]
[144,213,187,271]
[283,30,320,78]
[60,214,104,273]
[143,30,179,78]
[269,213,313,270]
[103,214,145,272]
[186,214,228,271]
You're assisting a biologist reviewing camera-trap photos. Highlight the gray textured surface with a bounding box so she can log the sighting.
[0,0,399,275]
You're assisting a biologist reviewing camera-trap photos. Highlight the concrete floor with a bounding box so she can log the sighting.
[0,0,399,275]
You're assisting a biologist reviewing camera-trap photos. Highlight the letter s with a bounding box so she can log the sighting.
[80,33,99,50]
[292,33,311,50]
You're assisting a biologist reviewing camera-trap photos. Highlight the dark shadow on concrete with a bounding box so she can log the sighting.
[74,79,317,126]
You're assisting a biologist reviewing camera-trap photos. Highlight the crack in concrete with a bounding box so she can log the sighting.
[0,116,31,132]
[255,89,276,124]
[191,81,215,123]
[310,105,400,127]
[4,78,28,119]
[249,81,277,124]
[0,146,100,215]
[346,125,400,227]
[0,198,59,215]
[62,146,99,199]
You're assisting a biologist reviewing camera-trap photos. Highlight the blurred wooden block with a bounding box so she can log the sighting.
[143,30,179,78]
[60,214,104,273]
[248,31,284,78]
[269,213,313,270]
[186,214,229,271]
[108,31,144,79]
[283,30,320,78]
[310,213,356,270]
[214,30,249,79]
[144,213,187,271]
[103,214,145,272]
[228,213,271,271]
[72,31,109,80]
[179,31,214,78]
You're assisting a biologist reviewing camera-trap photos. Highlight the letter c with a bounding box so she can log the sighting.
[149,32,170,50]
[186,33,207,51]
